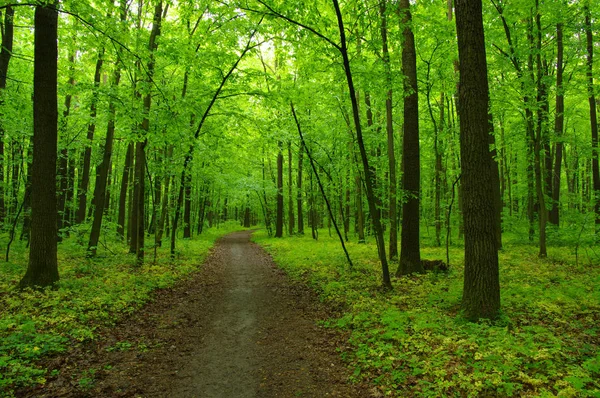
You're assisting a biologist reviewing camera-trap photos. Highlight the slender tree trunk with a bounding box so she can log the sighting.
[297,140,304,234]
[20,4,59,288]
[0,5,14,225]
[117,142,133,240]
[20,146,32,242]
[397,0,422,275]
[57,53,74,239]
[131,2,163,264]
[76,49,104,224]
[156,146,173,246]
[275,142,284,237]
[288,142,294,235]
[87,67,121,257]
[183,172,192,238]
[550,21,564,226]
[534,3,548,257]
[333,0,391,288]
[380,0,398,260]
[584,2,600,229]
[455,0,500,320]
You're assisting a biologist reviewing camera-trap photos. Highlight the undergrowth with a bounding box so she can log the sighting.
[0,221,244,396]
[253,230,600,397]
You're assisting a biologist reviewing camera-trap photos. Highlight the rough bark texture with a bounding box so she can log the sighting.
[455,0,500,320]
[19,4,59,288]
[0,5,14,224]
[398,0,422,276]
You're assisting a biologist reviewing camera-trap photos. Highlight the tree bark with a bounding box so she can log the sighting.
[455,0,500,320]
[275,141,284,237]
[87,67,121,256]
[397,0,422,275]
[584,2,600,229]
[76,49,105,224]
[131,1,163,264]
[550,21,564,226]
[332,0,391,288]
[20,4,59,288]
[288,141,294,235]
[117,142,133,240]
[380,0,398,260]
[297,140,304,234]
[0,5,14,224]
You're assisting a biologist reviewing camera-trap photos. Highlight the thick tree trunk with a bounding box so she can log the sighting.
[397,0,422,275]
[20,4,59,289]
[455,0,500,320]
[76,49,104,224]
[380,0,398,260]
[0,5,14,225]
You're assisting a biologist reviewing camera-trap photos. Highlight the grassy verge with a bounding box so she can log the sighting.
[253,230,600,397]
[0,222,244,395]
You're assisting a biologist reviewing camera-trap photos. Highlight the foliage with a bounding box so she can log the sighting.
[254,230,600,397]
[0,222,243,395]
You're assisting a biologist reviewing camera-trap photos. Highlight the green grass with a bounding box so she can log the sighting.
[0,221,244,396]
[253,229,600,397]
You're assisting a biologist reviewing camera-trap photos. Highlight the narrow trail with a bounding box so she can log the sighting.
[21,231,370,397]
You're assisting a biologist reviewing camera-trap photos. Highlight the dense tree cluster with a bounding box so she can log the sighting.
[1,0,599,320]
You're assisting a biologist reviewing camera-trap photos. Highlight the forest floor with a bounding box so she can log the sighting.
[17,230,371,398]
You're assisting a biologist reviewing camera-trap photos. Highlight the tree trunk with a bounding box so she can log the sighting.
[130,1,163,264]
[183,172,192,238]
[76,49,104,224]
[0,5,14,225]
[380,0,398,260]
[288,142,294,235]
[297,140,304,234]
[584,2,600,229]
[397,0,422,276]
[20,4,59,289]
[333,0,391,288]
[455,0,500,320]
[117,142,133,240]
[275,142,284,237]
[87,67,121,257]
[550,21,564,226]
[156,146,173,246]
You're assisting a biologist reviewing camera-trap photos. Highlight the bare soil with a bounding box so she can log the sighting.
[18,230,372,397]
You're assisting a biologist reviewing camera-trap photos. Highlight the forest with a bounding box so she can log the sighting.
[0,0,599,396]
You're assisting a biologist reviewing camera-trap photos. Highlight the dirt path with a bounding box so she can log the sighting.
[20,231,371,397]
